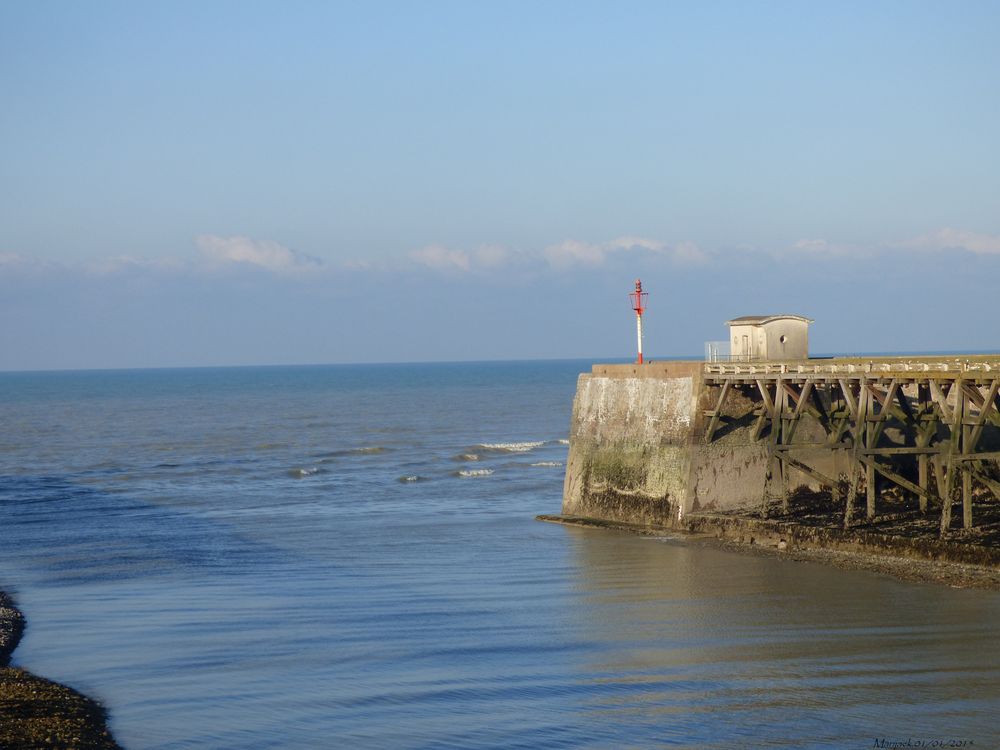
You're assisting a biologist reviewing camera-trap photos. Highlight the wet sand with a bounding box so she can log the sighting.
[0,591,122,750]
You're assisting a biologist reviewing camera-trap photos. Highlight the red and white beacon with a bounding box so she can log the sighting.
[629,279,648,364]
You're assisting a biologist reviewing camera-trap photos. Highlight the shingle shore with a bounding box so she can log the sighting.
[1,590,123,749]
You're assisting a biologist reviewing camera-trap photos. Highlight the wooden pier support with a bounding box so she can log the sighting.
[918,454,929,513]
[963,468,973,530]
[702,357,1000,537]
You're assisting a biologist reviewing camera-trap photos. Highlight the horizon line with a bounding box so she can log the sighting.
[4,349,1000,376]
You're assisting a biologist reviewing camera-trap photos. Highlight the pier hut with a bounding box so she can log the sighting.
[726,314,812,361]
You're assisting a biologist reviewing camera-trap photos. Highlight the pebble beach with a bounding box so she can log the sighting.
[0,591,121,750]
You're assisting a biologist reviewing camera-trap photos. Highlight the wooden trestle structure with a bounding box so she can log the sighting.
[702,356,1000,536]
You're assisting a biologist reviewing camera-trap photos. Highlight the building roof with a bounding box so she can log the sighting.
[725,314,813,326]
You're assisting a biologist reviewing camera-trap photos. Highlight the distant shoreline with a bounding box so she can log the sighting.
[537,514,1000,591]
[0,590,123,750]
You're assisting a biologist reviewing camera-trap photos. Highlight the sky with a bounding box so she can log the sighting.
[2,1,1000,370]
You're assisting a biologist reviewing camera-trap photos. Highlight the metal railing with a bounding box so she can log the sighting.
[705,354,765,363]
[704,341,734,362]
[704,356,1000,377]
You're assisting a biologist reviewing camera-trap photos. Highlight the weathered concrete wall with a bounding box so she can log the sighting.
[687,382,853,512]
[562,363,701,526]
[562,362,849,525]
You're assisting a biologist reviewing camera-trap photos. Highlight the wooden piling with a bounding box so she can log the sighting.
[963,468,973,530]
[918,454,929,513]
[699,356,1000,536]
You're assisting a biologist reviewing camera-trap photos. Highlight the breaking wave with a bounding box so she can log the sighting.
[475,441,544,453]
[453,453,480,462]
[454,469,495,478]
[558,439,570,445]
[397,475,426,483]
[530,461,563,467]
[288,466,323,478]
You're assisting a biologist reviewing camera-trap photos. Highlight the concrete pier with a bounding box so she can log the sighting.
[562,356,1000,537]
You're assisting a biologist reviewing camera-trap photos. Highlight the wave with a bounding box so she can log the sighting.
[454,469,495,478]
[288,466,323,478]
[475,441,544,453]
[397,475,426,483]
[530,461,563,467]
[558,439,570,445]
[453,453,480,462]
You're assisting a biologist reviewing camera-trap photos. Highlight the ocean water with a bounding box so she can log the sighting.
[1,360,999,750]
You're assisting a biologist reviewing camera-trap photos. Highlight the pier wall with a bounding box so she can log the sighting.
[563,357,1000,534]
[561,362,851,526]
[561,363,699,526]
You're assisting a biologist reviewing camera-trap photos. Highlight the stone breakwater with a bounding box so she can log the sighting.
[0,591,122,750]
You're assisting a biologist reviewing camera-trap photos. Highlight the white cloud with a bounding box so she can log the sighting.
[790,238,865,257]
[789,228,1000,259]
[794,238,832,253]
[341,257,392,272]
[543,239,607,269]
[196,235,321,273]
[609,236,666,253]
[474,244,509,268]
[542,236,707,269]
[0,253,64,275]
[899,228,1000,255]
[409,244,471,272]
[408,244,526,273]
[84,255,185,275]
[670,240,710,265]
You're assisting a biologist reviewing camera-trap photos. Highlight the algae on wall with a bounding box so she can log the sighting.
[562,372,698,526]
[561,366,836,526]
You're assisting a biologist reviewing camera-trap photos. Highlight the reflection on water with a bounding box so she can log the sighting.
[1,363,999,749]
[566,527,1000,748]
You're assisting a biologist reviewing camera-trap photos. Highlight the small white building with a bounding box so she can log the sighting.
[726,315,813,361]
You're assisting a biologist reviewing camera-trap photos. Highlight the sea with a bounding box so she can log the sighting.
[1,360,999,750]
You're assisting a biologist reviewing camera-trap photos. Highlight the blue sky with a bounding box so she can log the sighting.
[2,1,1000,370]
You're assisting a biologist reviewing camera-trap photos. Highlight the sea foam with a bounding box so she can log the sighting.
[475,441,544,453]
[455,469,495,477]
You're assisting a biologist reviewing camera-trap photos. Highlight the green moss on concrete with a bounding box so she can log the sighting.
[587,450,648,490]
